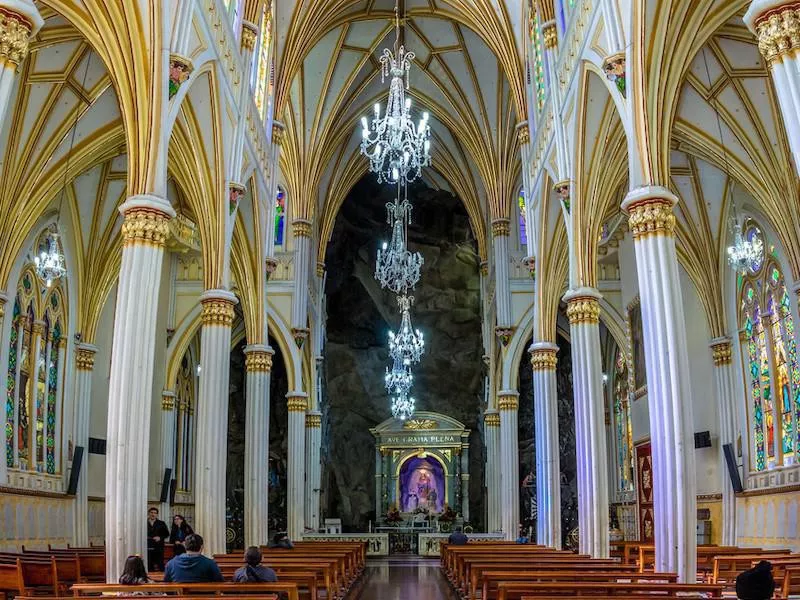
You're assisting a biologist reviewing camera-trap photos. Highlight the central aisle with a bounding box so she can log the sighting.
[351,557,457,599]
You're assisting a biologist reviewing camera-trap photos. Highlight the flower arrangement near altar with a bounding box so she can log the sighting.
[438,504,456,522]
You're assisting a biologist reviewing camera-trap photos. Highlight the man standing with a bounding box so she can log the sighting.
[147,507,170,571]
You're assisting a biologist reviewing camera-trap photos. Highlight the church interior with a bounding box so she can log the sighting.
[2,0,800,597]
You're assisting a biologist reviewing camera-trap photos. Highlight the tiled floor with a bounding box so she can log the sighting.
[351,557,458,599]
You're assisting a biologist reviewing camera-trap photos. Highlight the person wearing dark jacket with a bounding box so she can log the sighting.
[146,507,170,571]
[736,560,775,600]
[163,534,223,583]
[268,532,294,549]
[169,514,194,555]
[233,547,277,583]
[447,527,468,545]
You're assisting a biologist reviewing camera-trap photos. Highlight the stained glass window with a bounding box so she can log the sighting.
[529,7,546,111]
[275,187,286,247]
[613,351,634,491]
[739,220,800,471]
[254,2,273,119]
[518,189,528,247]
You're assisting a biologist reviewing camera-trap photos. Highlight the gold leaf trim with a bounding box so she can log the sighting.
[201,297,236,327]
[710,340,733,366]
[121,208,171,247]
[566,296,601,325]
[531,348,558,371]
[245,350,273,372]
[626,198,676,240]
[0,8,33,67]
[75,348,96,371]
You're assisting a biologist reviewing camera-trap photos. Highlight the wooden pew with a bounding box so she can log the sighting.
[214,554,338,599]
[0,556,58,596]
[0,559,24,600]
[711,552,794,586]
[495,581,725,600]
[72,582,299,600]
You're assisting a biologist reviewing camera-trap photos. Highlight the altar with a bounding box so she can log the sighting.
[371,411,471,524]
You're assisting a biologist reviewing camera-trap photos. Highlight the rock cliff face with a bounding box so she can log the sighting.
[322,177,485,531]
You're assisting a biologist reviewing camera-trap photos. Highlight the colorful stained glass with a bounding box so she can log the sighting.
[34,318,48,470]
[275,188,286,247]
[45,321,60,474]
[254,3,273,119]
[613,351,634,491]
[518,190,528,247]
[5,300,20,467]
[530,8,546,111]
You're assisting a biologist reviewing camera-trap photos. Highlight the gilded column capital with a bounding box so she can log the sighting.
[244,343,274,372]
[480,260,489,276]
[542,22,558,49]
[305,411,322,428]
[563,287,601,325]
[200,289,238,327]
[0,6,40,67]
[119,195,175,248]
[316,262,325,278]
[241,21,258,51]
[75,343,98,371]
[272,120,286,145]
[484,410,501,427]
[292,218,312,238]
[498,391,520,411]
[32,320,45,336]
[161,390,176,411]
[529,341,559,371]
[621,186,677,240]
[491,218,510,238]
[516,122,530,146]
[745,1,800,62]
[710,336,733,366]
[287,392,308,412]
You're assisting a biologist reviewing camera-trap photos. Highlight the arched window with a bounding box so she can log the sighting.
[274,187,286,248]
[529,6,546,112]
[174,353,197,492]
[613,350,634,491]
[5,256,66,474]
[253,1,273,120]
[738,219,800,471]
[518,189,528,248]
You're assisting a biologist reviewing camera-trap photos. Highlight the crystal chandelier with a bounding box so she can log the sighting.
[375,194,423,294]
[391,389,416,421]
[388,295,425,365]
[34,232,66,288]
[727,217,763,274]
[385,355,414,394]
[359,3,431,184]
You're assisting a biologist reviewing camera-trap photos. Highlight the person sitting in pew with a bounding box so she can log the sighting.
[233,547,278,583]
[119,555,152,585]
[516,524,530,544]
[736,560,776,600]
[169,515,194,556]
[268,533,294,550]
[447,526,468,545]
[163,534,223,583]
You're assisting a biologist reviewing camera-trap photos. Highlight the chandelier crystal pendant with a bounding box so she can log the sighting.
[359,3,431,184]
[34,231,66,288]
[388,295,425,365]
[727,217,763,274]
[385,355,414,394]
[391,389,416,421]
[375,194,423,294]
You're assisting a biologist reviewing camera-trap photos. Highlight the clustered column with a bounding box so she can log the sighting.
[484,409,501,532]
[72,343,97,546]
[244,344,274,547]
[621,187,697,582]
[291,219,312,345]
[564,288,609,558]
[530,342,562,548]
[159,391,177,517]
[304,410,322,531]
[194,289,238,557]
[498,391,520,540]
[745,2,800,174]
[105,195,175,581]
[710,337,738,546]
[286,391,308,540]
[492,219,513,340]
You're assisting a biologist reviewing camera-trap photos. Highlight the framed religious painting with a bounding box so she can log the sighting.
[635,441,654,542]
[627,296,647,398]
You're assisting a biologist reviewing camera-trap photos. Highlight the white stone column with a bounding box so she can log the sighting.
[484,409,501,532]
[745,2,800,175]
[194,289,237,557]
[291,220,312,346]
[244,344,274,547]
[460,443,470,522]
[564,288,609,558]
[498,391,520,540]
[305,411,322,531]
[72,343,96,546]
[0,3,42,126]
[492,220,513,337]
[286,391,308,539]
[710,337,738,546]
[105,195,175,581]
[0,293,6,484]
[530,341,562,549]
[622,187,697,582]
[159,390,177,518]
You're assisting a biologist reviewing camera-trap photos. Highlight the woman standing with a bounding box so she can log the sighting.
[169,514,194,555]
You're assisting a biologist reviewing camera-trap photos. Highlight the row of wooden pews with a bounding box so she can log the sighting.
[0,546,104,599]
[441,542,724,600]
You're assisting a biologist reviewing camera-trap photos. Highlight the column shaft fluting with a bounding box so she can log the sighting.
[194,290,237,557]
[291,221,312,345]
[159,391,177,517]
[711,337,738,546]
[244,344,273,547]
[564,289,609,558]
[305,411,322,531]
[622,187,697,581]
[484,410,501,532]
[530,342,562,548]
[498,392,520,540]
[73,344,96,546]
[286,392,308,539]
[492,221,512,329]
[105,195,174,581]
